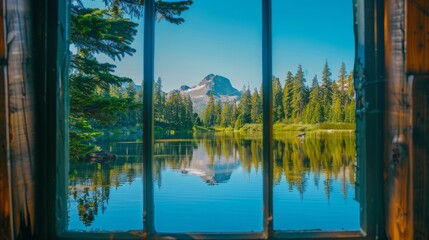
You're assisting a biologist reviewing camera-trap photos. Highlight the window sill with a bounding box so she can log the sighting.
[57,230,365,240]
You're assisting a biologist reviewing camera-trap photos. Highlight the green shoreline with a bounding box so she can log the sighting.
[195,123,355,133]
[98,123,355,138]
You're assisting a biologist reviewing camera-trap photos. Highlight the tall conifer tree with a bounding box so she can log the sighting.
[251,88,262,123]
[282,71,294,122]
[291,65,307,122]
[320,61,333,121]
[303,75,322,124]
[204,91,216,127]
[272,77,284,122]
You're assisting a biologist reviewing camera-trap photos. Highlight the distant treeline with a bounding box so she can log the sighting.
[149,62,356,131]
[152,78,201,130]
[203,62,356,128]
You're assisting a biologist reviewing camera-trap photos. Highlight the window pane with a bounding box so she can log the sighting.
[272,0,359,230]
[67,0,144,231]
[154,0,263,232]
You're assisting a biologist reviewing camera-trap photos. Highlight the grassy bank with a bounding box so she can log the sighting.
[99,123,355,136]
[202,122,355,133]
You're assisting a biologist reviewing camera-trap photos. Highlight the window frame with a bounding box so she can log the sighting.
[41,0,386,239]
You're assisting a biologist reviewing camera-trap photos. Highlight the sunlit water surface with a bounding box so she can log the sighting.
[68,132,359,232]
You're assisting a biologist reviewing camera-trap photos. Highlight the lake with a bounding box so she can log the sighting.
[67,132,359,232]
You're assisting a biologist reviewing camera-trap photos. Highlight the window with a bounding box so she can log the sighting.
[67,0,145,231]
[153,0,263,233]
[47,0,385,239]
[272,0,359,231]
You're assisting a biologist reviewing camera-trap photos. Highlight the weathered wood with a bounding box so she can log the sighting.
[6,0,36,238]
[407,2,429,238]
[0,0,12,239]
[384,0,429,239]
[407,4,429,237]
[384,0,412,239]
[411,76,429,240]
[406,0,429,73]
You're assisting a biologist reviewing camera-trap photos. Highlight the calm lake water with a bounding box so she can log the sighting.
[67,132,359,232]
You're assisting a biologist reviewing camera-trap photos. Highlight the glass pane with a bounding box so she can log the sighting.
[272,0,359,231]
[154,0,263,232]
[67,0,144,231]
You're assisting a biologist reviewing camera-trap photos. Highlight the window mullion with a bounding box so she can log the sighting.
[143,0,156,236]
[262,0,273,238]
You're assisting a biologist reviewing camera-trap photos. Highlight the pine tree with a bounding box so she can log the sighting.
[272,77,284,122]
[178,94,187,129]
[338,62,347,95]
[154,77,166,125]
[69,4,141,159]
[193,113,202,126]
[344,102,356,123]
[165,92,183,129]
[251,88,262,123]
[119,81,138,126]
[221,102,232,127]
[102,0,193,23]
[204,91,216,127]
[162,91,194,130]
[231,101,239,127]
[238,87,252,124]
[330,81,343,122]
[303,75,322,124]
[320,61,333,121]
[125,81,137,99]
[184,95,194,129]
[346,71,354,100]
[291,65,307,122]
[282,71,294,122]
[214,101,223,126]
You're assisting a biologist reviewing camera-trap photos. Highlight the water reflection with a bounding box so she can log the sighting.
[68,132,357,231]
[273,133,356,199]
[68,135,144,230]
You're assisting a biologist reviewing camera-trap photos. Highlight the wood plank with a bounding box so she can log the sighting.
[384,0,413,239]
[6,0,36,238]
[407,0,429,239]
[406,0,429,73]
[0,0,11,238]
[411,76,429,240]
[385,0,429,239]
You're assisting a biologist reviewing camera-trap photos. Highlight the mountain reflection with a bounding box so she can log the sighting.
[68,132,356,227]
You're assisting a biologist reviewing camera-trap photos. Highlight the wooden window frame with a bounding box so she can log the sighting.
[37,0,386,239]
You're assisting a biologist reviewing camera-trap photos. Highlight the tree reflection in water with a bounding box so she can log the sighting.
[68,132,356,227]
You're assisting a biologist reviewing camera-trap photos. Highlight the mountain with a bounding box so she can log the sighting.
[175,74,241,114]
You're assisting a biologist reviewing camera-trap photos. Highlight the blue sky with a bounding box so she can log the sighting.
[89,0,354,91]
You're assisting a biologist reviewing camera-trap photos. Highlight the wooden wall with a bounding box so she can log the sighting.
[411,76,429,240]
[406,0,429,73]
[0,0,428,239]
[407,0,429,239]
[0,0,11,238]
[384,0,429,239]
[0,0,36,239]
